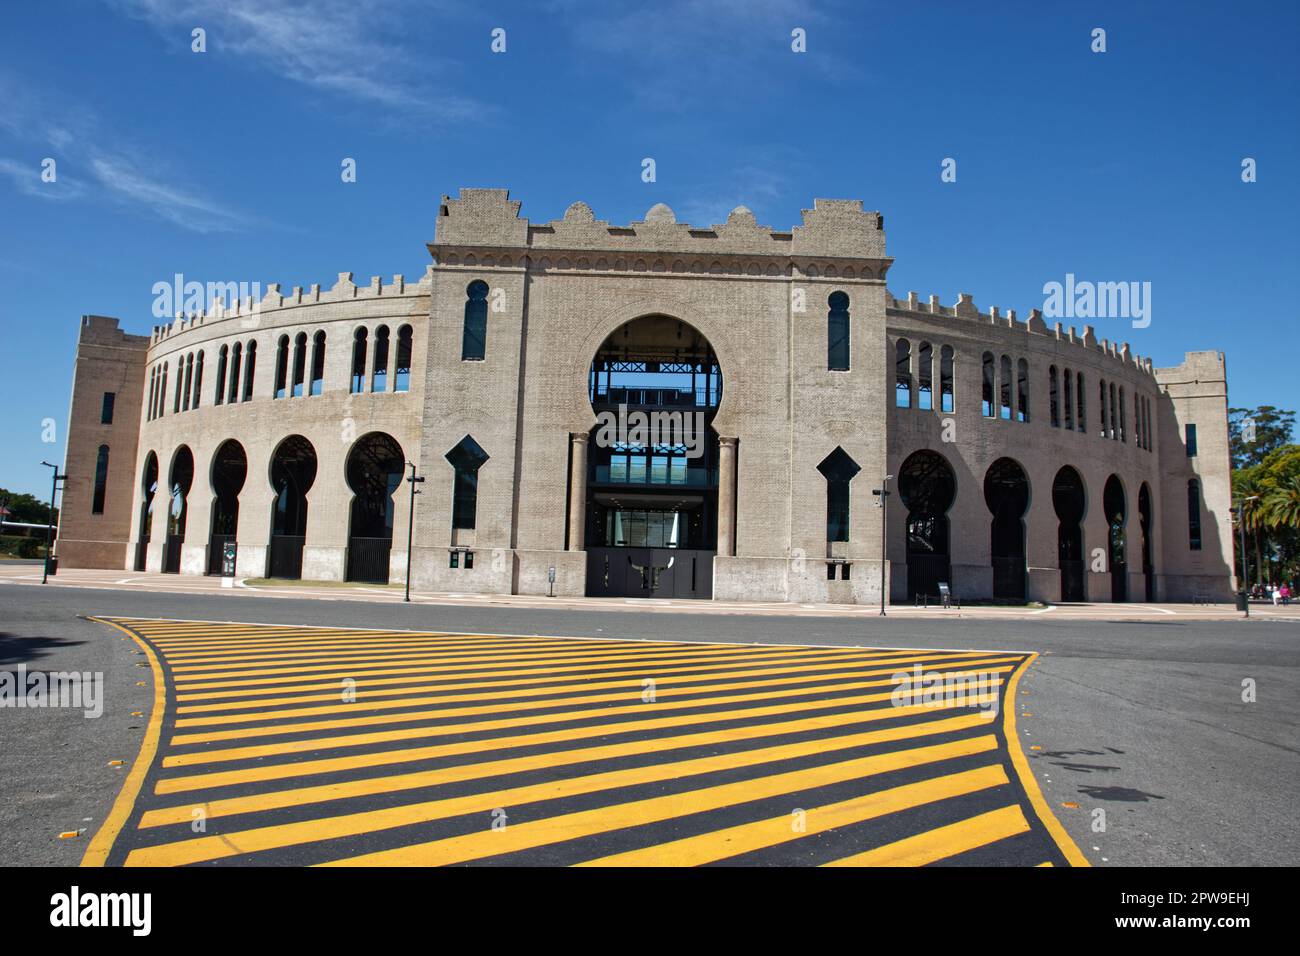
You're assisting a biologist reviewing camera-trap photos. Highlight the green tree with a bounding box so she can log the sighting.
[1229,406,1295,469]
[0,488,53,525]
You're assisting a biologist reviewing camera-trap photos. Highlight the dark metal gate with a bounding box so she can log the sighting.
[1059,559,1085,601]
[1111,561,1128,602]
[907,554,951,600]
[268,534,305,580]
[162,534,183,574]
[991,556,1026,602]
[134,539,148,573]
[208,534,235,575]
[586,547,713,599]
[347,536,392,584]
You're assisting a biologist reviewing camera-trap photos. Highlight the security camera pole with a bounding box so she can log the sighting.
[872,474,894,617]
[40,460,66,585]
[404,461,425,603]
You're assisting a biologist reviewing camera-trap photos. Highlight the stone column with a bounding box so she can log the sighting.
[717,436,738,557]
[567,433,589,551]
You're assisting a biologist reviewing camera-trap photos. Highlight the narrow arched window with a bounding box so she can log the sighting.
[147,367,157,421]
[291,332,307,397]
[1188,479,1202,550]
[463,281,489,361]
[827,291,850,371]
[1098,378,1108,437]
[181,353,193,411]
[1076,372,1086,432]
[310,331,326,395]
[895,339,912,408]
[817,447,861,542]
[917,342,933,411]
[999,355,1012,420]
[1063,367,1073,429]
[1109,382,1118,440]
[214,346,228,406]
[274,335,289,399]
[395,325,413,392]
[192,350,204,409]
[174,358,184,413]
[981,352,995,418]
[940,345,954,412]
[351,328,368,394]
[91,444,110,515]
[1017,358,1029,423]
[372,325,390,392]
[228,343,242,404]
[1119,386,1127,442]
[242,340,256,401]
[1049,365,1060,427]
[159,363,168,418]
[446,436,489,530]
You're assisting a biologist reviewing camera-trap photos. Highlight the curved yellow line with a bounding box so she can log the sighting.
[81,617,167,867]
[1003,653,1090,867]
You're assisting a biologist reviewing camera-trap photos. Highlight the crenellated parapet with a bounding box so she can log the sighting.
[886,290,1157,378]
[431,188,892,274]
[148,266,435,346]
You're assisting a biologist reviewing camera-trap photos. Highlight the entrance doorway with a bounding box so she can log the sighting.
[1053,465,1087,601]
[345,432,404,583]
[583,315,720,599]
[269,435,317,579]
[208,439,246,575]
[984,458,1029,601]
[1139,483,1154,601]
[1105,474,1128,602]
[163,446,193,574]
[899,450,955,600]
[135,452,158,572]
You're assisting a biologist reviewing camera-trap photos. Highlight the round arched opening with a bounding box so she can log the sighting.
[585,314,721,599]
[899,450,957,599]
[984,457,1030,601]
[135,452,159,571]
[209,439,248,575]
[1105,475,1128,602]
[345,432,405,583]
[268,435,317,579]
[1052,466,1087,601]
[1138,482,1154,601]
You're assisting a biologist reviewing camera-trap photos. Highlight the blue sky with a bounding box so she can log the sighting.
[0,0,1296,498]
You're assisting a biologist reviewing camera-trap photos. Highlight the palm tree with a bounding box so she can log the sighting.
[1264,475,1300,532]
[1233,470,1268,584]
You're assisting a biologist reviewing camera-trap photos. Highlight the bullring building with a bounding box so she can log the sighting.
[56,189,1235,604]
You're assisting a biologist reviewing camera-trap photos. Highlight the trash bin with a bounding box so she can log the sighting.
[45,556,58,576]
[1236,591,1248,611]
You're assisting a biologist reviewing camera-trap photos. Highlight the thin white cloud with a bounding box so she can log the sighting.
[107,0,490,121]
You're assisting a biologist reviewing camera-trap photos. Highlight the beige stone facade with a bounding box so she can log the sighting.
[57,188,1236,603]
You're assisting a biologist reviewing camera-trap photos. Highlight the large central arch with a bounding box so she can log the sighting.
[583,314,721,599]
[899,450,956,599]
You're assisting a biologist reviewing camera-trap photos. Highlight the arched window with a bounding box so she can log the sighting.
[462,281,489,361]
[940,345,954,412]
[291,332,307,397]
[228,343,242,404]
[817,446,861,543]
[1049,365,1060,427]
[1098,378,1108,437]
[1109,381,1118,440]
[446,436,489,530]
[827,291,850,371]
[214,346,228,406]
[181,353,193,412]
[1076,372,1086,432]
[241,340,255,401]
[174,359,184,413]
[192,350,203,409]
[981,352,995,417]
[1188,479,1202,550]
[372,325,390,392]
[351,328,368,394]
[159,363,168,418]
[999,355,1012,420]
[274,335,289,399]
[1063,367,1074,430]
[395,325,413,392]
[147,367,156,421]
[916,342,933,410]
[1017,358,1029,423]
[310,331,326,396]
[91,444,110,515]
[895,338,912,408]
[1119,386,1127,442]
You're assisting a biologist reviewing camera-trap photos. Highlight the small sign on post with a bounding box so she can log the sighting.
[938,582,951,609]
[547,565,556,598]
[221,542,237,589]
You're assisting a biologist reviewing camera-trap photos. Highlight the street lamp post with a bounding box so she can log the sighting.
[1235,495,1259,617]
[872,474,894,617]
[404,462,424,603]
[40,461,66,585]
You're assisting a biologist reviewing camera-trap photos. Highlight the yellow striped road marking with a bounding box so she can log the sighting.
[576,763,1012,866]
[128,733,998,866]
[174,653,1021,716]
[169,661,1017,740]
[159,677,1005,769]
[157,696,986,795]
[822,804,1031,866]
[171,648,977,705]
[168,645,918,692]
[161,636,671,665]
[144,710,991,825]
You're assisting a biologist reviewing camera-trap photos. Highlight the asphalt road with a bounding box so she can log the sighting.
[1,582,1296,866]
